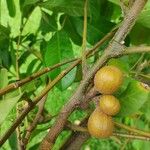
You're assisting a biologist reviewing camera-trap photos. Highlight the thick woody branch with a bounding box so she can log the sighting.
[40,1,147,149]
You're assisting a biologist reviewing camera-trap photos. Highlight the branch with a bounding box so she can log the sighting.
[124,46,150,54]
[113,132,150,141]
[0,60,79,146]
[64,133,89,150]
[0,59,76,96]
[82,0,88,76]
[22,95,47,148]
[114,122,150,138]
[67,124,150,142]
[0,29,115,97]
[0,28,114,146]
[40,0,147,149]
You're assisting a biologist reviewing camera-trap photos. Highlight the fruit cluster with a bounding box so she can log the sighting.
[88,66,123,138]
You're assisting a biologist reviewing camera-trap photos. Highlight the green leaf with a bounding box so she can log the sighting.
[23,0,39,6]
[66,16,114,45]
[118,81,150,117]
[8,131,18,150]
[0,68,8,89]
[137,2,150,29]
[40,11,58,34]
[22,6,42,35]
[44,30,76,90]
[6,0,16,17]
[41,0,84,16]
[0,94,22,125]
[60,15,82,45]
[130,23,150,45]
[140,94,150,121]
[108,56,130,73]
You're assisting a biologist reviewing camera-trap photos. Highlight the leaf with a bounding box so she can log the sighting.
[67,16,114,44]
[44,30,76,90]
[0,68,8,89]
[0,25,11,68]
[22,6,42,35]
[140,94,150,121]
[40,11,58,34]
[41,0,84,16]
[118,81,150,117]
[74,64,82,82]
[0,94,22,125]
[6,0,16,17]
[130,23,150,45]
[8,131,18,150]
[137,2,150,29]
[23,0,39,6]
[60,15,82,45]
[108,56,130,73]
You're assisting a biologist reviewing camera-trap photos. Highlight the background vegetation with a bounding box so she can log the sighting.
[0,0,150,150]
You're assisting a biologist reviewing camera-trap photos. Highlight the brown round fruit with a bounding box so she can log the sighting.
[87,108,114,138]
[99,95,120,116]
[94,65,123,94]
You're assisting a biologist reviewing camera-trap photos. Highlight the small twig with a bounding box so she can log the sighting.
[67,124,150,141]
[130,53,145,70]
[114,122,150,138]
[124,46,150,54]
[113,132,150,141]
[22,95,48,148]
[82,0,88,76]
[120,0,129,16]
[120,139,130,150]
[0,29,115,96]
[0,60,79,146]
[0,59,76,96]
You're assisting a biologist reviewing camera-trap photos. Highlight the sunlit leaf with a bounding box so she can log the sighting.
[118,81,150,116]
[44,30,76,90]
[0,94,22,124]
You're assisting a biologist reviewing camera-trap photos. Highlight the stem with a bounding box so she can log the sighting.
[67,124,150,141]
[113,132,150,141]
[0,60,79,146]
[114,122,150,138]
[82,0,88,76]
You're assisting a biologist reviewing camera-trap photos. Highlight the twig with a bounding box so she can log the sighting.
[67,124,150,141]
[120,139,130,150]
[0,59,76,96]
[0,27,115,146]
[40,1,148,149]
[0,60,79,146]
[124,46,150,54]
[113,132,150,141]
[82,0,88,76]
[114,122,150,138]
[22,95,47,148]
[0,29,115,96]
[120,0,129,16]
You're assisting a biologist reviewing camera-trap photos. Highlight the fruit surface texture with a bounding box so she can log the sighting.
[88,108,114,138]
[99,95,120,116]
[94,66,123,94]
